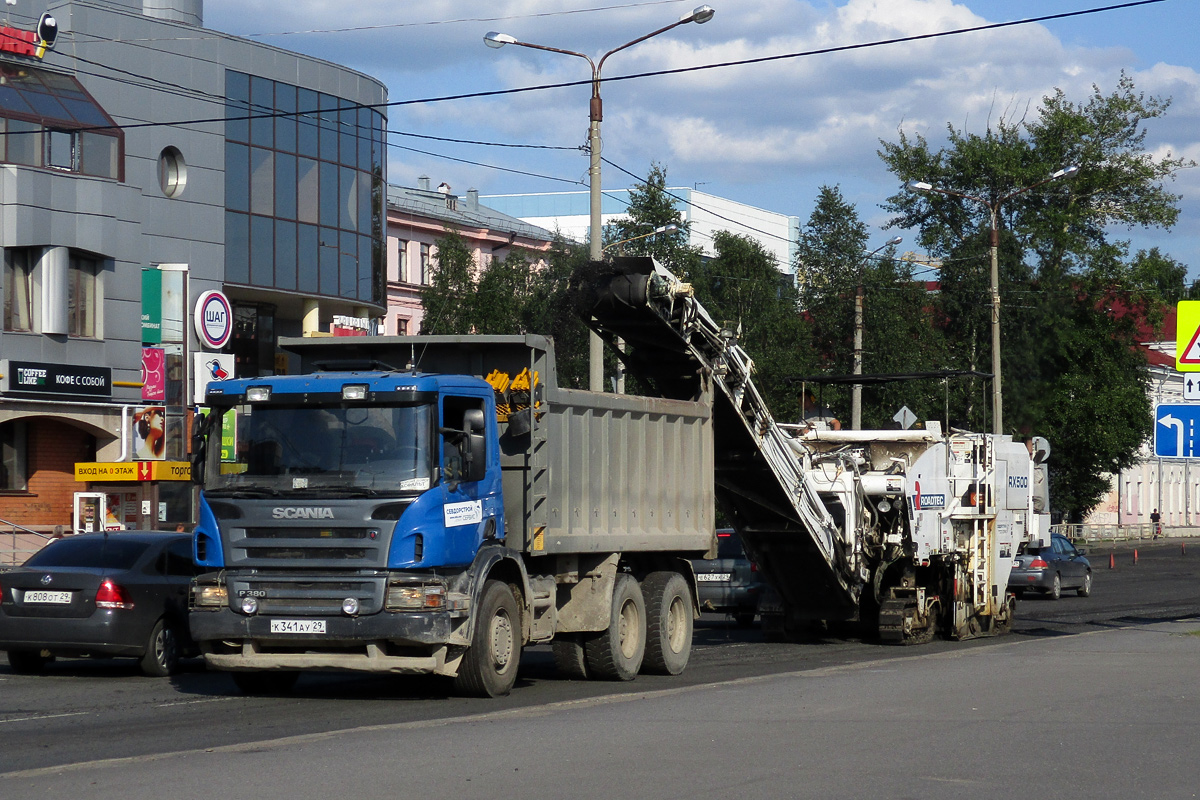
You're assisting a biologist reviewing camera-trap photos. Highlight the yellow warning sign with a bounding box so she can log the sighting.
[75,462,192,481]
[1177,301,1200,372]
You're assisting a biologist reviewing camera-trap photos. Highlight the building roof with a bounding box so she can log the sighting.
[387,182,556,243]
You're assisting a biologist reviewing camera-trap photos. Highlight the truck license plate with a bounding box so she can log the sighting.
[697,573,731,582]
[23,590,71,604]
[270,619,326,634]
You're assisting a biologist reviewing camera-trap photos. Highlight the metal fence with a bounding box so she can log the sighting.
[1050,523,1189,543]
[1,518,55,569]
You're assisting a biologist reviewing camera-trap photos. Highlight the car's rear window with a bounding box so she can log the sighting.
[1017,542,1043,555]
[716,533,745,559]
[24,538,151,570]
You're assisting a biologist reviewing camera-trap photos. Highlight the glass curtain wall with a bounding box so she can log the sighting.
[224,72,385,306]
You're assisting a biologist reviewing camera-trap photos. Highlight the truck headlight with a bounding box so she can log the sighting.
[191,584,228,609]
[385,582,444,611]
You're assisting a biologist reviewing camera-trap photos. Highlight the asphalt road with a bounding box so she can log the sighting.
[2,541,1198,797]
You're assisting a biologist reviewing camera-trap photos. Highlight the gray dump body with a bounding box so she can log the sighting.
[281,334,716,559]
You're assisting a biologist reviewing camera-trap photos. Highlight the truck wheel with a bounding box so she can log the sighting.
[139,618,181,677]
[585,573,645,681]
[6,650,49,675]
[642,571,692,675]
[454,579,522,697]
[231,671,299,695]
[552,634,590,680]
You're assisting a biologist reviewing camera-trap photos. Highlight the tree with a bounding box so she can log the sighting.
[878,74,1191,517]
[603,162,703,279]
[795,186,947,428]
[419,230,477,335]
[691,231,814,417]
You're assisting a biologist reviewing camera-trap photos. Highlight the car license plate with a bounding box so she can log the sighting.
[697,572,731,582]
[270,619,326,634]
[23,590,71,604]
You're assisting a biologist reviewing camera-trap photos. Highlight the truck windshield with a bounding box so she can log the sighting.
[205,402,434,495]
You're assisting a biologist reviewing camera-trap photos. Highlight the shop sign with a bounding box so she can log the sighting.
[2,360,111,398]
[194,290,233,349]
[75,461,192,482]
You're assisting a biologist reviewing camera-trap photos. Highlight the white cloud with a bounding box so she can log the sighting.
[203,0,1200,272]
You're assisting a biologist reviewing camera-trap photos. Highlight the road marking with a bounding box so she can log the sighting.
[0,712,87,725]
[155,697,234,709]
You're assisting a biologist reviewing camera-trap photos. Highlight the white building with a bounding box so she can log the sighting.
[480,188,800,278]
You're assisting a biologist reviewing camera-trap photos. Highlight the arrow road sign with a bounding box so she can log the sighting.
[1155,404,1200,458]
[1186,376,1200,401]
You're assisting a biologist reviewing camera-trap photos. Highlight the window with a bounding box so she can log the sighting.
[420,243,431,285]
[0,421,28,492]
[396,317,408,335]
[3,248,33,331]
[68,253,98,338]
[397,239,408,283]
[224,71,385,305]
[0,67,122,179]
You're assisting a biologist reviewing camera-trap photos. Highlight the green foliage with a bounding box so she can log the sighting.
[876,73,1191,518]
[419,230,476,335]
[691,231,815,417]
[603,163,704,278]
[795,186,948,427]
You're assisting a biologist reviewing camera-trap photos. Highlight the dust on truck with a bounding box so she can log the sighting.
[188,335,714,696]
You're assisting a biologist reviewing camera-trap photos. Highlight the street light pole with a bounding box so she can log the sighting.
[852,236,902,430]
[486,6,715,391]
[907,165,1078,434]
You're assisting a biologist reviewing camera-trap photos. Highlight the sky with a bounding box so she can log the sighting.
[206,0,1200,278]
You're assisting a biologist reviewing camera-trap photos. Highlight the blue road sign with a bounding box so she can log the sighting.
[1154,404,1200,458]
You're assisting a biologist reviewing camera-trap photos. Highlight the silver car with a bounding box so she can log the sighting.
[1009,533,1092,600]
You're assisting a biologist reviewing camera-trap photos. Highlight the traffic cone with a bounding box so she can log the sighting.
[1133,548,1139,565]
[1109,552,1115,570]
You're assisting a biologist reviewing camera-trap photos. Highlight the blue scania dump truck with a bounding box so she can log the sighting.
[188,334,714,696]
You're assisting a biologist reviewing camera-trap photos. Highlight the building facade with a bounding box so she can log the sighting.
[385,178,555,335]
[480,187,800,279]
[1,0,386,533]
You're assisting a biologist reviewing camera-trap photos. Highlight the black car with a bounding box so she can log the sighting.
[1008,532,1093,600]
[692,529,766,626]
[0,532,200,676]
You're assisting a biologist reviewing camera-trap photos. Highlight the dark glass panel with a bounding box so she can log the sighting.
[275,83,297,152]
[318,93,338,162]
[225,211,250,284]
[298,224,319,292]
[339,104,356,167]
[249,76,273,149]
[225,142,249,212]
[297,88,319,158]
[319,227,338,295]
[275,220,297,291]
[225,71,250,143]
[339,229,357,298]
[250,214,274,287]
[339,166,357,231]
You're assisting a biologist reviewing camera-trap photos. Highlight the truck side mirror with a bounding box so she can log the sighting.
[463,409,487,483]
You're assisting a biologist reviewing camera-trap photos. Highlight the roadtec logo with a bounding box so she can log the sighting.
[272,507,335,519]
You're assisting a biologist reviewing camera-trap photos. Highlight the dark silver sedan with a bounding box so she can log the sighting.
[0,532,200,676]
[1009,532,1093,600]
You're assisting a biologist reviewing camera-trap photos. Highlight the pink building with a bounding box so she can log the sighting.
[385,178,557,335]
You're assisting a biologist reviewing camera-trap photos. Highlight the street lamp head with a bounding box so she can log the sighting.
[654,223,680,235]
[484,31,517,48]
[907,180,933,192]
[886,235,903,246]
[1052,164,1080,180]
[682,4,716,24]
